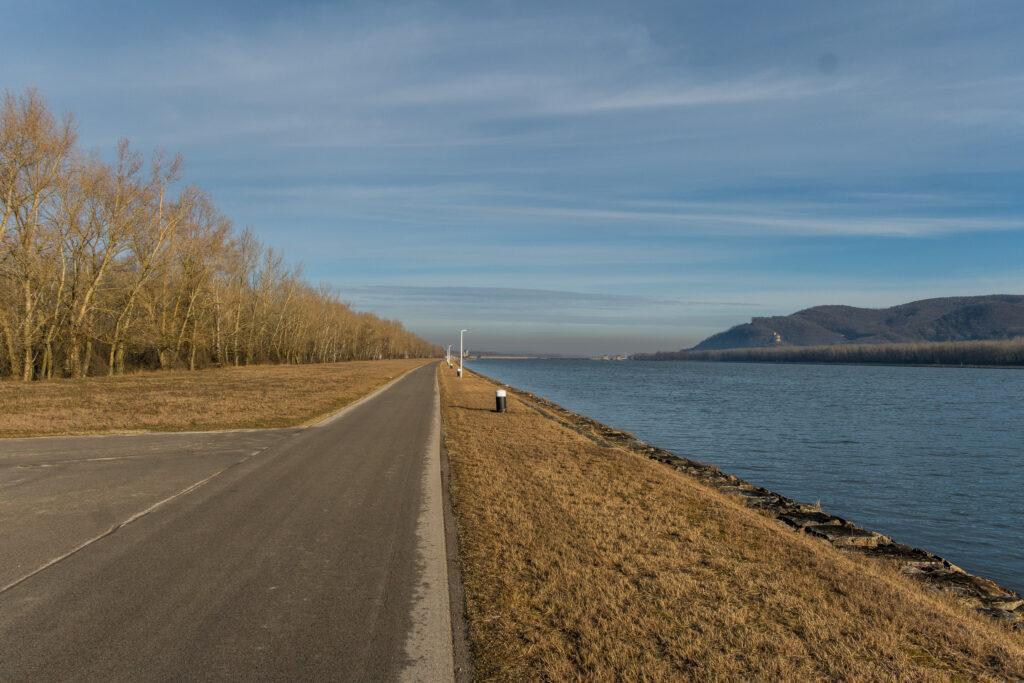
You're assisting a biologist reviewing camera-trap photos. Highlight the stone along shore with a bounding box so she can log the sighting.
[487,378,1024,630]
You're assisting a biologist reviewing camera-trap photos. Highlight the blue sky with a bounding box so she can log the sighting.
[5,1,1024,354]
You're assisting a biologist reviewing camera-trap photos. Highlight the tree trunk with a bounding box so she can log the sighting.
[213,298,222,366]
[190,321,199,371]
[22,280,35,381]
[42,342,54,379]
[0,313,21,378]
[109,306,134,375]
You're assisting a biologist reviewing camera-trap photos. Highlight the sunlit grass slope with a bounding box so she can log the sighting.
[0,358,433,437]
[439,366,1024,680]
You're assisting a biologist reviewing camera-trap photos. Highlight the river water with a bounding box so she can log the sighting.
[466,358,1024,594]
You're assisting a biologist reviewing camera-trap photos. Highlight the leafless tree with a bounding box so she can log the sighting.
[0,88,439,380]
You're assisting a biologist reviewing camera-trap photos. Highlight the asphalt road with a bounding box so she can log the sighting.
[0,362,453,681]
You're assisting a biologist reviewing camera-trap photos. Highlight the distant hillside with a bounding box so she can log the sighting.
[693,295,1024,351]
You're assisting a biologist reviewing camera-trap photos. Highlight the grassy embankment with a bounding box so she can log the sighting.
[0,358,433,437]
[439,366,1024,680]
[636,337,1024,366]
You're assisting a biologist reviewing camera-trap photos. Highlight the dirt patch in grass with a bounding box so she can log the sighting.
[439,366,1024,681]
[0,359,433,437]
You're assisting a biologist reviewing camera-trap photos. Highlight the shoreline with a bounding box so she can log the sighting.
[469,368,1024,629]
[636,357,1024,370]
[439,365,1023,678]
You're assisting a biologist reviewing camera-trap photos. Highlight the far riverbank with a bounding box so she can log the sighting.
[635,337,1024,366]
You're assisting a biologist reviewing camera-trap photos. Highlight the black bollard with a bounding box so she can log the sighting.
[495,389,507,413]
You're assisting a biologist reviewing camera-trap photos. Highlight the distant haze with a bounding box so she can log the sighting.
[7,1,1024,355]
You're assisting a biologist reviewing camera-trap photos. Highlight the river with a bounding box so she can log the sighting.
[466,358,1024,594]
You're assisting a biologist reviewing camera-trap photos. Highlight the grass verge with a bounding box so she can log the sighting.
[0,359,434,437]
[439,366,1024,680]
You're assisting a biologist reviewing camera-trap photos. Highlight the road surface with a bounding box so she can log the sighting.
[0,362,453,681]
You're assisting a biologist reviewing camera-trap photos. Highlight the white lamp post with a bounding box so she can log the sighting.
[459,329,469,378]
[446,345,452,366]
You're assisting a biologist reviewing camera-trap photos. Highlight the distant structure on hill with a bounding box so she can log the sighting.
[690,295,1024,351]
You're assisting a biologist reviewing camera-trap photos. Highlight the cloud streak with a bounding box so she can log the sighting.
[5,0,1024,353]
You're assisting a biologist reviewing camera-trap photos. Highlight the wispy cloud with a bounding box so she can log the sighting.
[337,286,764,354]
[538,75,857,114]
[428,203,1024,237]
[233,182,1024,239]
[6,0,1024,353]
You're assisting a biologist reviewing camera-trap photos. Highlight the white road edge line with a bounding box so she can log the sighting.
[0,428,292,443]
[0,446,268,596]
[0,365,425,597]
[400,371,456,682]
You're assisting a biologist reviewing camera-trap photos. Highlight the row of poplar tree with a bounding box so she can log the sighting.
[1,89,440,381]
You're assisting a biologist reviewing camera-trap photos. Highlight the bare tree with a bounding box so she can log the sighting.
[0,89,76,380]
[106,152,183,374]
[0,88,441,380]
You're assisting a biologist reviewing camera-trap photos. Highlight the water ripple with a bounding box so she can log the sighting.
[471,358,1024,594]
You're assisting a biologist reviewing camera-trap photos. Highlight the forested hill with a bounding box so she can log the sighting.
[692,295,1024,351]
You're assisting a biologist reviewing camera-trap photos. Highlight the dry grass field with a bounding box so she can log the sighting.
[0,359,433,437]
[439,366,1024,681]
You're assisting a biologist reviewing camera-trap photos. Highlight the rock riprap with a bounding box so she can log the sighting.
[493,380,1024,631]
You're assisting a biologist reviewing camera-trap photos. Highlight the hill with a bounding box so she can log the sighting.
[693,295,1024,350]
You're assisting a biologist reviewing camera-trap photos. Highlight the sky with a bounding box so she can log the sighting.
[4,0,1024,355]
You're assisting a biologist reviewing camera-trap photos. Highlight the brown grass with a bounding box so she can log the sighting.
[439,366,1024,681]
[0,359,434,437]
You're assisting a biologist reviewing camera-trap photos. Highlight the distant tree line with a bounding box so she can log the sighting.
[634,338,1024,367]
[1,88,439,381]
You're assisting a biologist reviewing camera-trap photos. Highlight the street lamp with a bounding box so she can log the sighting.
[459,329,469,378]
